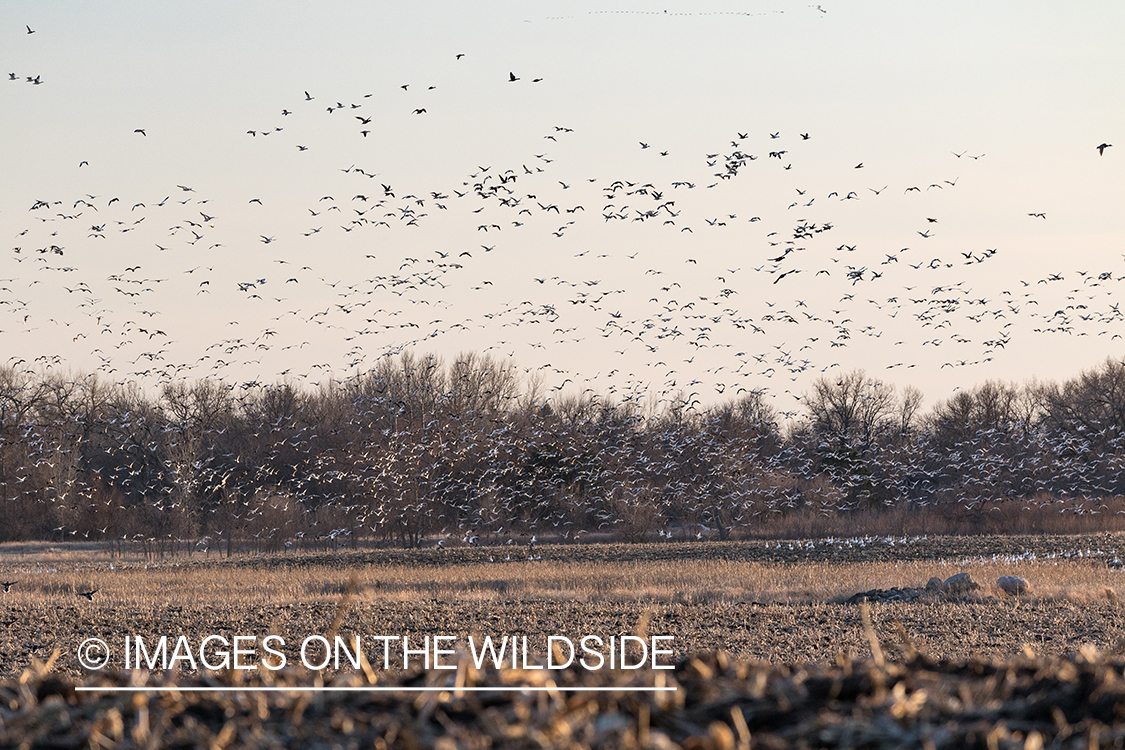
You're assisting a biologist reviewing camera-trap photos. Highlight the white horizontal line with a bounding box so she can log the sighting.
[76,685,676,693]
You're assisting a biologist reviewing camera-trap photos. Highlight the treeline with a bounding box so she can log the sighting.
[2,352,1125,552]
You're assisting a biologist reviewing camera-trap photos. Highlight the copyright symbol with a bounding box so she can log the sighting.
[77,638,110,670]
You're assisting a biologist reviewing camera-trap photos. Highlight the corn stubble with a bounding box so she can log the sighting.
[4,646,1125,748]
[2,536,1125,746]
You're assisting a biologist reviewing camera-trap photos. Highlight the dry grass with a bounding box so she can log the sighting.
[4,535,1125,679]
[5,535,1125,750]
[2,542,1123,607]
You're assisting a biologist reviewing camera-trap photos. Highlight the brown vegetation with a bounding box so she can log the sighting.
[3,537,1125,746]
[3,536,1125,680]
[5,633,1125,747]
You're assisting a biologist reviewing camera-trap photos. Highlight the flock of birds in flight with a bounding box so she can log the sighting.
[2,17,1120,421]
[0,14,1123,559]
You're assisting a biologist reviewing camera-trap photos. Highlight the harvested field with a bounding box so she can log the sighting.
[2,534,1125,676]
[2,595,1123,678]
[3,535,1125,746]
[5,647,1125,748]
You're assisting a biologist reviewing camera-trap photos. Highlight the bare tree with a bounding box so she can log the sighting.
[804,371,898,450]
[1038,357,1125,440]
[897,386,924,436]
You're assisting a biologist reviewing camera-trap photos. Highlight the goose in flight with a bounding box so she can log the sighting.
[1097,143,1112,156]
[0,581,16,592]
[77,589,99,600]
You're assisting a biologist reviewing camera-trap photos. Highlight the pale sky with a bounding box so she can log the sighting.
[2,1,1122,416]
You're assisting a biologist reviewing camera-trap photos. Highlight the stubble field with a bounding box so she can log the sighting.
[7,534,1125,748]
[3,533,1125,677]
